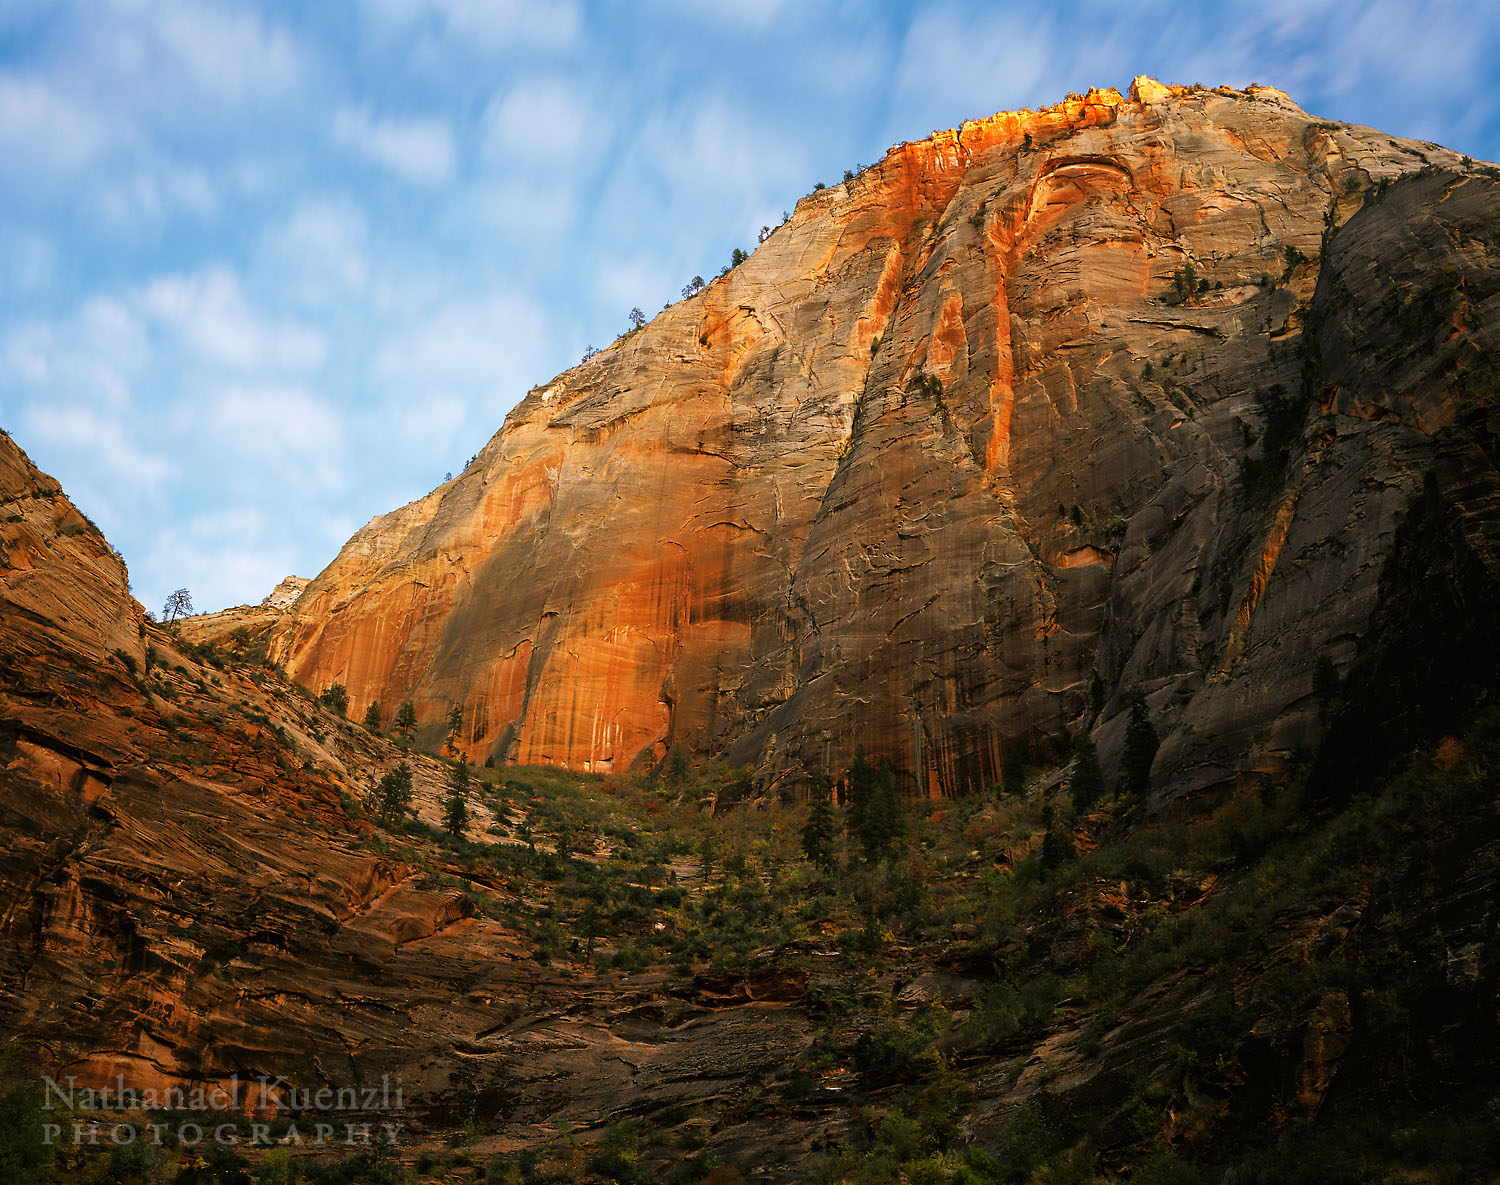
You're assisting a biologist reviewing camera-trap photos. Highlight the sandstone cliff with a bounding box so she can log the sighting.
[266,79,1493,807]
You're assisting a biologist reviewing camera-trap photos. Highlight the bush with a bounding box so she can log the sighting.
[0,1058,54,1184]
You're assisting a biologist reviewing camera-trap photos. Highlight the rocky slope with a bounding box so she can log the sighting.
[265,78,1492,808]
[0,430,821,1148]
[3,355,1500,1181]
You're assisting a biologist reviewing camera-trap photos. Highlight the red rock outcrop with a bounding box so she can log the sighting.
[260,82,1489,805]
[0,430,818,1135]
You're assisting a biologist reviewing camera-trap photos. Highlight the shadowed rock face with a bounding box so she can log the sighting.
[0,431,821,1137]
[264,81,1491,804]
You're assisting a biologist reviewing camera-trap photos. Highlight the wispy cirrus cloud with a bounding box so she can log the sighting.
[332,105,455,184]
[141,268,327,371]
[258,197,370,303]
[359,0,581,53]
[26,403,170,485]
[482,79,593,161]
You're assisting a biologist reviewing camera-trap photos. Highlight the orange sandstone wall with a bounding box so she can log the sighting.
[267,79,1481,800]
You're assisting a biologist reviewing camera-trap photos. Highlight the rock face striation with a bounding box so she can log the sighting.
[266,79,1496,805]
[0,431,814,1137]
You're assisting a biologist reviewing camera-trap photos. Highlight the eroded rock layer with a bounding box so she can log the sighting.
[267,80,1496,804]
[0,431,810,1135]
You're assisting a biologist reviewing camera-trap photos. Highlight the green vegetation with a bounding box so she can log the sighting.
[844,748,906,861]
[1115,688,1158,804]
[318,683,348,717]
[374,761,414,827]
[800,766,836,871]
[444,703,463,756]
[444,757,471,840]
[0,1051,54,1184]
[1236,382,1310,494]
[16,560,1500,1185]
[1170,261,1198,300]
[394,699,417,743]
[1068,730,1104,810]
[363,700,382,731]
[1000,738,1030,797]
[162,587,194,623]
[8,698,1500,1183]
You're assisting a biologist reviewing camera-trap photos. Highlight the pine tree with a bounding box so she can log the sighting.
[800,766,837,871]
[393,700,417,743]
[1116,689,1159,802]
[374,761,414,828]
[845,749,904,862]
[845,747,876,855]
[1001,738,1030,797]
[319,684,349,717]
[873,758,906,856]
[444,703,463,757]
[1069,731,1105,810]
[362,700,382,732]
[443,758,470,840]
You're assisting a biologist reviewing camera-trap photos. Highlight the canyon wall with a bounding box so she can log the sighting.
[266,79,1493,804]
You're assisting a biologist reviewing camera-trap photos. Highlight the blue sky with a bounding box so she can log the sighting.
[3,0,1497,615]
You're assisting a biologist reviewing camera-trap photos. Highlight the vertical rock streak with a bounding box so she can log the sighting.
[264,82,1488,804]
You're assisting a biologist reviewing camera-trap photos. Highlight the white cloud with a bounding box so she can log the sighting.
[0,230,55,295]
[141,268,327,371]
[482,79,591,161]
[0,1,311,192]
[91,159,217,225]
[360,0,581,51]
[77,0,310,119]
[594,255,676,317]
[128,0,307,106]
[653,0,795,32]
[4,297,148,409]
[333,105,455,183]
[467,178,578,237]
[202,382,347,490]
[259,197,369,301]
[374,293,549,391]
[24,403,172,490]
[0,72,114,180]
[371,293,554,449]
[889,6,1055,137]
[645,98,808,193]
